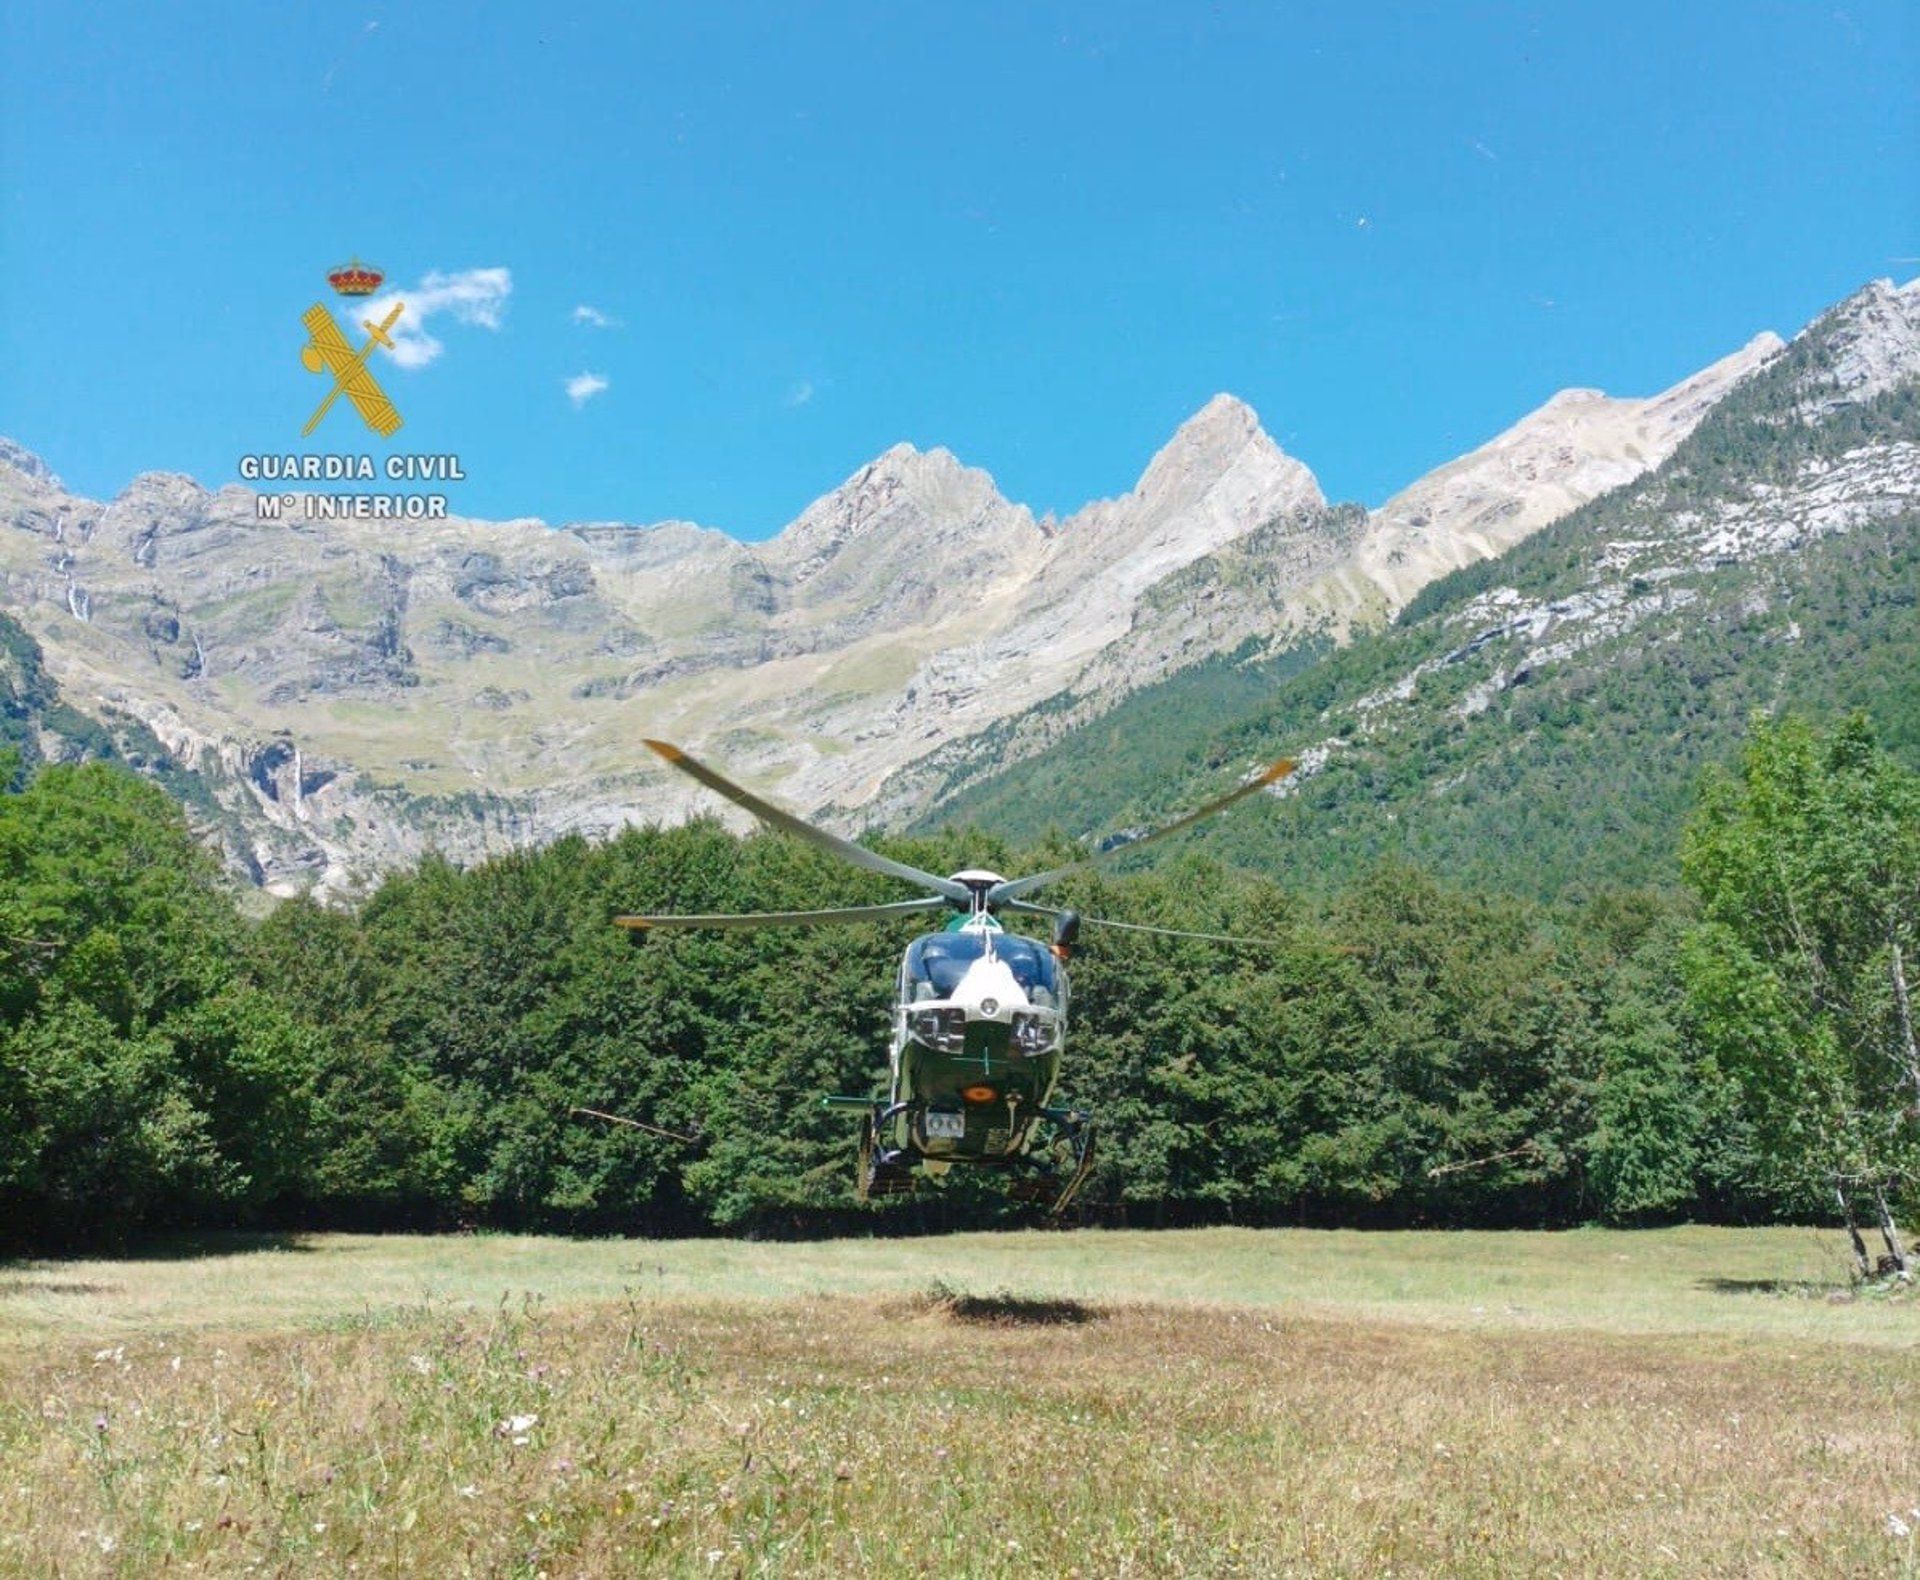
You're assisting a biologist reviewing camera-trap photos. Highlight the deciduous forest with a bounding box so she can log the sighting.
[5,714,1916,1263]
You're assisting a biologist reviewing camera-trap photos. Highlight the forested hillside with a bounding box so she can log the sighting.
[920,298,1920,899]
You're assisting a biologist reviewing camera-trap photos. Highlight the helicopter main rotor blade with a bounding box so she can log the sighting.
[643,740,971,905]
[1076,914,1294,948]
[988,757,1296,904]
[616,896,950,932]
[1000,897,1291,949]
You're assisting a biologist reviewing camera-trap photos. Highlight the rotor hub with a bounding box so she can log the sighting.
[947,869,1007,914]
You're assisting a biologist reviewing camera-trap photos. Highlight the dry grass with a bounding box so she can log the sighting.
[2,1229,1918,1576]
[0,1225,1903,1346]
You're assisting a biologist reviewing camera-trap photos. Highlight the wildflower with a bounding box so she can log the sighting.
[497,1412,539,1445]
[94,1416,107,1433]
[1891,1514,1913,1538]
[457,1485,479,1500]
[407,1355,432,1376]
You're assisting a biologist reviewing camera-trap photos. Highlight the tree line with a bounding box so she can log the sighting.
[2,714,1916,1267]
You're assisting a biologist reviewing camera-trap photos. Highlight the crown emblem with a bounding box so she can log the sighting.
[327,258,384,297]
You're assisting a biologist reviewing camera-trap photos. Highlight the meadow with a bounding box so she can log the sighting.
[1,1226,1917,1576]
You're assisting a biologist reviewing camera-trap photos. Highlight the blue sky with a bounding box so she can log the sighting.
[2,2,1913,538]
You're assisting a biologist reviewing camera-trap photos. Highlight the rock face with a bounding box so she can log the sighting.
[1291,280,1920,779]
[7,284,1892,895]
[904,277,1920,893]
[859,321,1809,828]
[1350,332,1786,609]
[1222,281,1920,889]
[1796,276,1920,414]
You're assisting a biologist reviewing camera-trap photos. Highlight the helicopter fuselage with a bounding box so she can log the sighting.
[877,914,1065,1168]
[616,741,1286,1216]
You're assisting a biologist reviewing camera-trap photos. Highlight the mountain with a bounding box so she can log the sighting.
[861,327,1782,827]
[923,279,1920,897]
[0,399,1344,893]
[1352,332,1784,608]
[0,286,1858,896]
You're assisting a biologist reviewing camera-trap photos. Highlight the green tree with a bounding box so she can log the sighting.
[0,762,325,1242]
[1680,715,1920,1273]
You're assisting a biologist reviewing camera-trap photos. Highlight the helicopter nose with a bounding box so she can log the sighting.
[949,957,1025,1021]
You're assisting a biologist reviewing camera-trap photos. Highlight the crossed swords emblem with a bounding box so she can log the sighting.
[299,301,405,438]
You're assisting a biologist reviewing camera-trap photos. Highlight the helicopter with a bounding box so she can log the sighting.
[615,740,1295,1214]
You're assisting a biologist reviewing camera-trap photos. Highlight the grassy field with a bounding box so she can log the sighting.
[1,1227,1917,1575]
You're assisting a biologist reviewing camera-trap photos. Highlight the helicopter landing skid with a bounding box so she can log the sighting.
[857,1114,916,1200]
[1008,1108,1096,1216]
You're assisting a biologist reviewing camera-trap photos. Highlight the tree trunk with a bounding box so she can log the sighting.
[1837,1181,1873,1279]
[1891,937,1920,1107]
[1873,1183,1911,1278]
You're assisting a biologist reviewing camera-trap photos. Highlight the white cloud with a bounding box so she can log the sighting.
[784,379,815,408]
[572,304,618,328]
[566,372,609,408]
[356,267,512,370]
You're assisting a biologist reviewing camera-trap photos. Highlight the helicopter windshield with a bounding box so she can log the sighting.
[903,931,1061,1004]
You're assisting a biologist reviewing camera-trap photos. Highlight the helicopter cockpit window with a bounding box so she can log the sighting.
[902,932,1061,1006]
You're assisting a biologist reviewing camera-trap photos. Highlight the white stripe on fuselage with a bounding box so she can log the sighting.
[947,955,1026,1020]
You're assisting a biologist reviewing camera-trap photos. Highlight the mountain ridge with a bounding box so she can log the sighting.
[917,280,1920,895]
[857,325,1798,830]
[10,285,1896,897]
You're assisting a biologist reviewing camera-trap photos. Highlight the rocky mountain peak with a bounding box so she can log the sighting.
[868,439,958,478]
[0,438,62,491]
[1174,391,1260,440]
[1355,327,1785,611]
[1799,276,1920,412]
[752,440,1038,634]
[765,440,1024,582]
[1538,387,1610,408]
[1128,393,1324,522]
[113,470,210,507]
